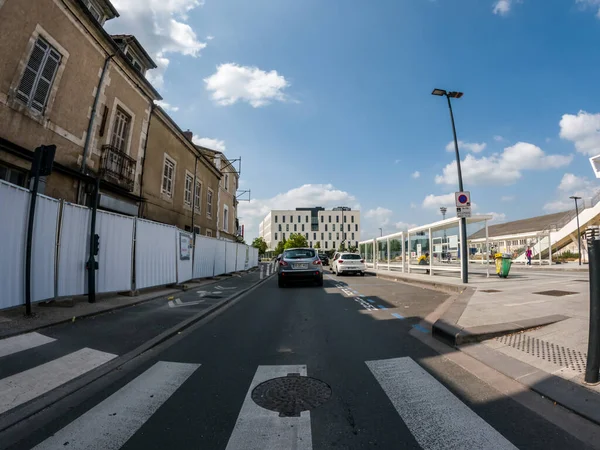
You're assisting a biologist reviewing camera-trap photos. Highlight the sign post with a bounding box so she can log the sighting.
[455,191,472,218]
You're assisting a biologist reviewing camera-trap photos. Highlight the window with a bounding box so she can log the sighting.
[325,224,328,231]
[124,51,143,72]
[305,233,309,239]
[194,180,201,211]
[321,233,324,240]
[161,155,175,197]
[294,224,297,232]
[351,216,354,223]
[283,216,286,223]
[111,107,131,152]
[325,242,328,249]
[328,216,331,223]
[313,233,317,240]
[275,233,278,240]
[223,205,229,232]
[17,38,61,114]
[344,215,347,223]
[275,215,278,223]
[310,242,312,247]
[224,173,229,192]
[184,173,193,206]
[332,224,336,232]
[84,0,102,22]
[302,224,305,232]
[290,215,293,223]
[283,233,286,240]
[306,216,309,223]
[286,224,289,232]
[329,233,332,240]
[278,224,282,231]
[298,215,301,223]
[0,164,27,187]
[194,226,200,235]
[348,224,351,231]
[336,233,340,240]
[355,224,358,232]
[321,216,324,223]
[352,233,355,240]
[207,189,213,218]
[206,229,212,237]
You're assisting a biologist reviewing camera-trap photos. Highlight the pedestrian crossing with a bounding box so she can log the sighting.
[0,333,520,449]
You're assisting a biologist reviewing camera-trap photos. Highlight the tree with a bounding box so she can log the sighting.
[314,242,321,249]
[251,237,268,255]
[284,233,308,249]
[348,246,358,253]
[338,242,347,252]
[274,239,286,255]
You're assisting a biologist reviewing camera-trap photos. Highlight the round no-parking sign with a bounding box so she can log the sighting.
[455,191,471,207]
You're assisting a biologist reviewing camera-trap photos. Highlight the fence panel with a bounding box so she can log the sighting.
[193,236,217,278]
[236,244,247,271]
[214,240,227,276]
[135,219,177,290]
[226,241,238,273]
[0,182,59,309]
[57,202,91,297]
[96,210,134,293]
[176,230,193,283]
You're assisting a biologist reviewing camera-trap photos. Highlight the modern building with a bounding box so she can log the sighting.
[259,207,361,251]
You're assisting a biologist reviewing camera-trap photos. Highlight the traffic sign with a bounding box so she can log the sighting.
[455,191,471,207]
[456,206,472,218]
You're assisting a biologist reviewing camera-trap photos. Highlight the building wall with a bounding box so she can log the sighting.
[217,163,238,241]
[142,109,220,235]
[260,209,361,250]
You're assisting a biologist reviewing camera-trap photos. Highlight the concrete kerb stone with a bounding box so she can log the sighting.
[367,270,467,295]
[0,269,275,434]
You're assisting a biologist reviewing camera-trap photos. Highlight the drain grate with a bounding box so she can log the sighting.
[533,290,577,297]
[495,333,586,372]
[251,373,332,417]
[481,289,502,293]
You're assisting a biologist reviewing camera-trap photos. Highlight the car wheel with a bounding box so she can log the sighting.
[360,272,365,277]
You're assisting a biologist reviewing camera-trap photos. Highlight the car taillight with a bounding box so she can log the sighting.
[338,260,344,264]
[279,260,288,267]
[313,260,322,265]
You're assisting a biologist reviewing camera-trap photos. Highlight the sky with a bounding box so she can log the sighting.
[106,0,600,241]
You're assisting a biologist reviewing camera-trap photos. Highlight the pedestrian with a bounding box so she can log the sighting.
[526,246,533,266]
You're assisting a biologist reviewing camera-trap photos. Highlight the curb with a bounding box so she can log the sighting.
[0,270,257,341]
[367,270,468,294]
[0,270,274,434]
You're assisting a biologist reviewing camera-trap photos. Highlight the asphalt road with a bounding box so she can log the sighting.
[2,269,597,449]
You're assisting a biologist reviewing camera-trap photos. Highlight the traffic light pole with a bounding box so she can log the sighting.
[87,176,100,303]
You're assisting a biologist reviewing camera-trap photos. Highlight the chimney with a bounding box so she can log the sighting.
[183,129,193,141]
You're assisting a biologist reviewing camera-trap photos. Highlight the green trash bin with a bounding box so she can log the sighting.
[498,253,512,278]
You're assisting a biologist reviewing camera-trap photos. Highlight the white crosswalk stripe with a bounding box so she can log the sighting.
[0,348,116,415]
[366,357,518,450]
[0,332,55,358]
[31,361,199,450]
[225,365,313,450]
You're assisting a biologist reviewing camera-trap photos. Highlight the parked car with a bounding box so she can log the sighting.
[331,252,366,276]
[278,248,323,287]
[318,253,329,266]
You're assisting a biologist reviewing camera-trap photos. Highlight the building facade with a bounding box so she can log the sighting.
[140,108,221,236]
[0,0,161,215]
[259,207,361,251]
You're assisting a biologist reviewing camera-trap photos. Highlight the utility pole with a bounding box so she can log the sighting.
[570,196,582,265]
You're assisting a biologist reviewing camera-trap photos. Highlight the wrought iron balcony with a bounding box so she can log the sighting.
[99,144,136,191]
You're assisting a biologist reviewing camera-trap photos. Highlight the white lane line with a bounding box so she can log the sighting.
[0,332,55,358]
[226,365,312,450]
[366,357,517,450]
[0,348,117,415]
[32,361,199,450]
[505,300,549,307]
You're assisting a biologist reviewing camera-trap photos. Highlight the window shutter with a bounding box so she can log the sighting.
[31,48,60,113]
[16,40,48,105]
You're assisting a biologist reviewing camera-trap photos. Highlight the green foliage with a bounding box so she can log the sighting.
[251,237,268,255]
[338,242,347,251]
[314,241,321,249]
[559,250,580,259]
[284,233,308,249]
[348,246,358,253]
[274,240,286,255]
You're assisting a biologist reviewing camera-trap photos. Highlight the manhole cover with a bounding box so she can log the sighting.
[481,289,502,293]
[533,290,577,297]
[251,373,332,417]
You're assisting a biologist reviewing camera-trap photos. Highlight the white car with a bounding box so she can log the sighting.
[331,252,366,276]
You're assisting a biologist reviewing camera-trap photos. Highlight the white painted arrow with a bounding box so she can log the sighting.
[168,298,206,308]
[215,286,237,291]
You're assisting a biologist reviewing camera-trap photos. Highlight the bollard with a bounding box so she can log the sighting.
[585,228,600,384]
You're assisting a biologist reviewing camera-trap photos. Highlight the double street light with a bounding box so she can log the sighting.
[432,88,468,283]
[570,195,582,266]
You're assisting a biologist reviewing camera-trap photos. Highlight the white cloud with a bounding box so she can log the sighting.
[493,0,512,15]
[500,195,514,202]
[206,35,215,40]
[107,0,207,89]
[576,0,600,18]
[394,159,401,164]
[411,171,420,179]
[155,100,179,112]
[395,221,417,231]
[543,173,599,212]
[559,111,600,156]
[239,184,360,240]
[446,140,486,153]
[422,192,455,209]
[484,212,507,222]
[435,142,572,186]
[410,202,417,209]
[192,135,226,152]
[365,207,393,227]
[204,63,291,108]
[493,135,505,142]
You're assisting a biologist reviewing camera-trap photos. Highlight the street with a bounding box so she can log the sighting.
[0,269,597,449]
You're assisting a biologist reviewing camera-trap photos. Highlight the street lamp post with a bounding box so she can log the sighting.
[379,228,383,237]
[570,196,582,265]
[432,88,468,283]
[440,206,447,242]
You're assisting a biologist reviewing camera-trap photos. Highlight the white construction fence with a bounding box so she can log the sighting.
[0,180,258,311]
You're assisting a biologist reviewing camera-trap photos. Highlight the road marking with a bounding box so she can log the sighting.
[225,365,312,450]
[505,299,549,307]
[169,298,206,308]
[366,299,375,303]
[412,324,429,333]
[32,361,199,450]
[366,357,518,450]
[0,332,55,358]
[353,297,377,311]
[391,313,405,319]
[216,286,237,291]
[377,305,387,310]
[0,348,116,415]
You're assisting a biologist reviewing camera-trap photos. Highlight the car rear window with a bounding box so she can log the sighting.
[341,254,362,260]
[284,249,316,259]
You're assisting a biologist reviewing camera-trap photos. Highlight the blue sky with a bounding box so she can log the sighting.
[107,0,600,240]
